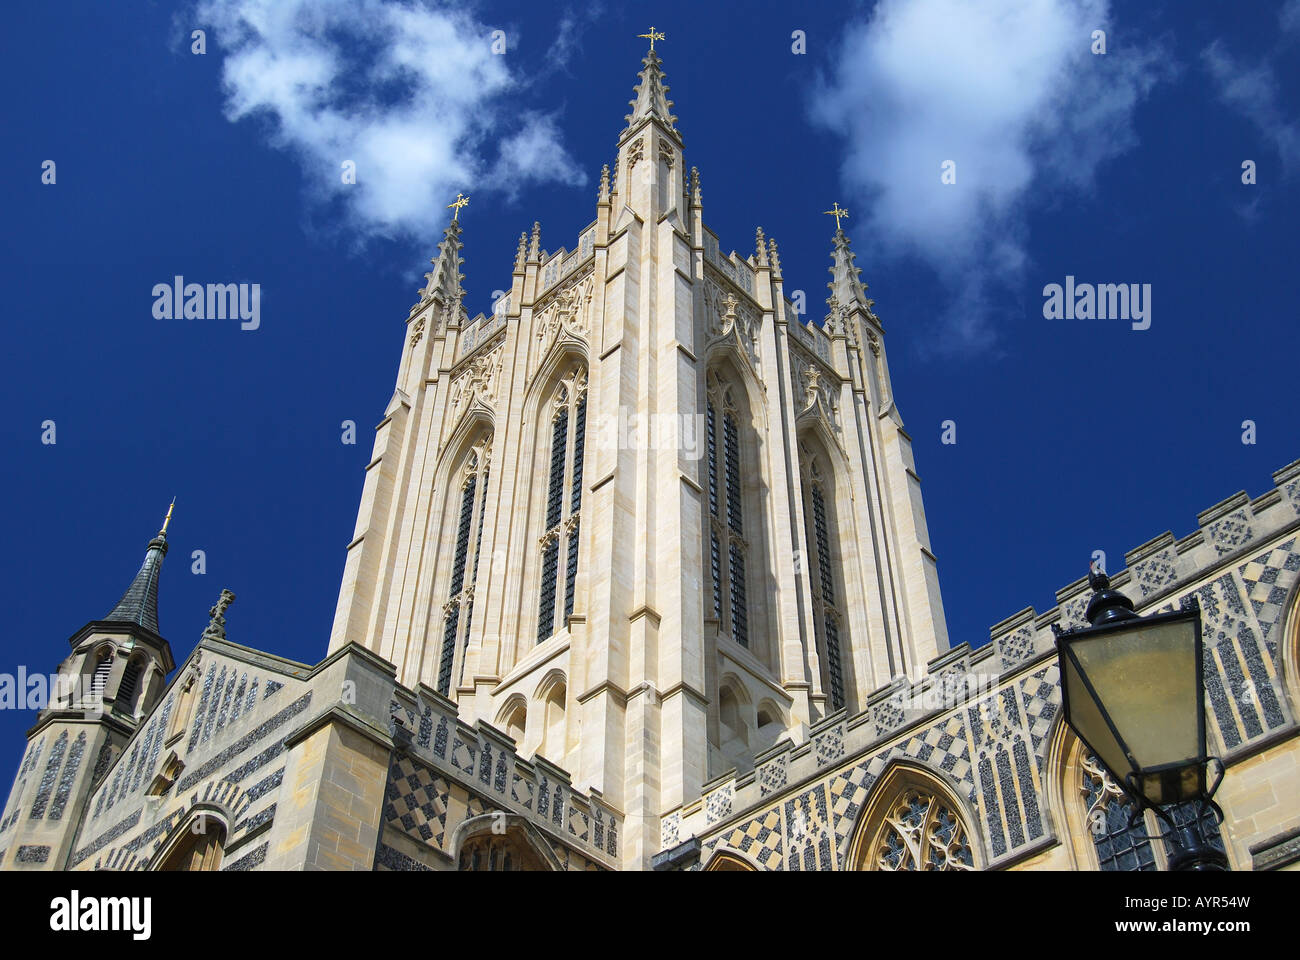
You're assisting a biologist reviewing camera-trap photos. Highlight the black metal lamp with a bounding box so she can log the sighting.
[1054,567,1229,871]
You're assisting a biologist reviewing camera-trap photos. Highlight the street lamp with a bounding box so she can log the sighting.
[1054,567,1229,871]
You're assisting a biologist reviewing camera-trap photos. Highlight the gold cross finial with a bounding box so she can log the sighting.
[161,498,175,535]
[447,192,469,221]
[823,202,849,231]
[638,26,665,51]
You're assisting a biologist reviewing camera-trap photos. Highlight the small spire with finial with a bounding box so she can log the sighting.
[514,231,528,272]
[201,588,236,642]
[768,237,781,276]
[528,221,541,263]
[599,164,611,204]
[689,166,701,206]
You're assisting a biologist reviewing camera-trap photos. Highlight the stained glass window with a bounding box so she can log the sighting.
[871,789,975,871]
[801,444,848,713]
[437,437,492,697]
[706,372,750,648]
[536,368,587,643]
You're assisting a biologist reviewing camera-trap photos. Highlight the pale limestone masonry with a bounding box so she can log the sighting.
[2,45,1296,873]
[0,633,619,872]
[323,47,948,867]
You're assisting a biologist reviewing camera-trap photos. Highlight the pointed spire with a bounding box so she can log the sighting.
[104,507,172,634]
[528,221,542,263]
[768,238,782,278]
[623,45,679,139]
[826,227,871,315]
[754,227,768,267]
[420,217,466,308]
[514,231,528,272]
[689,166,701,207]
[598,164,611,204]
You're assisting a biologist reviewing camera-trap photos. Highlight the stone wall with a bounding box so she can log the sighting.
[663,459,1300,870]
[56,634,619,871]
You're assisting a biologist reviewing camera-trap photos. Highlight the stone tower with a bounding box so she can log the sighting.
[0,514,176,869]
[326,43,949,867]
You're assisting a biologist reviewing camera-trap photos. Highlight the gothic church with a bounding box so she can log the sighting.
[2,42,1298,873]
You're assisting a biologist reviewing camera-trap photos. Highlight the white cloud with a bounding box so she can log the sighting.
[811,0,1171,352]
[1202,39,1300,177]
[1282,0,1300,35]
[196,0,587,245]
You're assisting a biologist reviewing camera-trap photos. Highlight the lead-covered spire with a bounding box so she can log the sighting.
[103,506,172,634]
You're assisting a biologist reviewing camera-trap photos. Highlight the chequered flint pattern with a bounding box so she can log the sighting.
[716,808,783,869]
[1237,538,1299,655]
[1019,663,1061,770]
[384,757,450,849]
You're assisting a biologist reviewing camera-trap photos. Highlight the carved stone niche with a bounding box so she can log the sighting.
[536,276,593,352]
[705,278,759,366]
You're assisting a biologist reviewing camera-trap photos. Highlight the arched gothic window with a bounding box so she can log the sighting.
[89,648,113,704]
[158,819,226,871]
[118,657,144,712]
[867,789,975,871]
[703,851,759,871]
[706,370,749,648]
[849,765,978,872]
[537,368,587,644]
[458,827,552,871]
[438,434,492,697]
[1079,751,1224,871]
[1080,752,1157,871]
[799,442,847,712]
[498,697,527,746]
[539,676,567,763]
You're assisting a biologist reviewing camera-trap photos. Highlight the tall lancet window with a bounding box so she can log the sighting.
[706,371,750,648]
[800,441,846,712]
[438,435,492,697]
[537,367,587,644]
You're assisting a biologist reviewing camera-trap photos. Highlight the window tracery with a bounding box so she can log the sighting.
[706,370,749,647]
[537,368,587,644]
[437,434,492,696]
[870,789,975,871]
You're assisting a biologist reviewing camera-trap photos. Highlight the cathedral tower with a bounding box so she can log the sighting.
[0,511,176,869]
[327,39,949,866]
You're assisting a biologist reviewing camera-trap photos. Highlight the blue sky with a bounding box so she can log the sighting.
[1,0,1296,777]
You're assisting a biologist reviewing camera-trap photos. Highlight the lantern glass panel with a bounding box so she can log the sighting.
[1062,651,1131,785]
[1068,617,1200,773]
